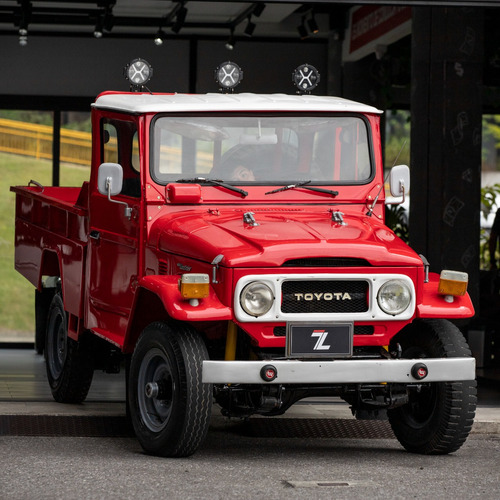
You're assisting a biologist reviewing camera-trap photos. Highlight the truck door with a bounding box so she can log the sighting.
[86,116,142,344]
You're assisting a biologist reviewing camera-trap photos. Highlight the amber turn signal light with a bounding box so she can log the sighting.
[178,273,210,299]
[438,270,468,297]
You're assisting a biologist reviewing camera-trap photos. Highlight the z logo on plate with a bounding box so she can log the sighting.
[311,329,330,350]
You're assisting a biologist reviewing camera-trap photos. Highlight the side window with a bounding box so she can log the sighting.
[100,118,141,197]
[102,122,118,164]
[131,131,140,173]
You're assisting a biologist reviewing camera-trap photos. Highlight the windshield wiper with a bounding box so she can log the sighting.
[265,180,338,197]
[175,177,248,197]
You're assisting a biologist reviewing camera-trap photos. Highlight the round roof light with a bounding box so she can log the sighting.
[292,64,320,94]
[215,61,243,92]
[124,58,153,89]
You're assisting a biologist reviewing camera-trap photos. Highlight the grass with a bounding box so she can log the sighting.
[0,152,90,338]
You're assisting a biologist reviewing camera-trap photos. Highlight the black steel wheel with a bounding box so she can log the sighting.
[45,293,94,403]
[388,319,477,455]
[128,322,212,457]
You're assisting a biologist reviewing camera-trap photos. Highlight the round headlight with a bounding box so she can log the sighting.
[377,280,412,315]
[240,282,274,317]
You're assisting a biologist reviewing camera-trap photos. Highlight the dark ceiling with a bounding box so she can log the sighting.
[0,1,335,41]
[1,1,497,46]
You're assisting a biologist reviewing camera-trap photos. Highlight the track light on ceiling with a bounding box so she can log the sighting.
[103,12,114,32]
[225,30,235,50]
[18,22,28,46]
[308,13,319,34]
[253,3,266,17]
[297,16,308,40]
[93,2,114,39]
[172,6,187,34]
[19,29,28,46]
[93,14,103,38]
[244,17,256,37]
[154,29,166,46]
[17,0,31,46]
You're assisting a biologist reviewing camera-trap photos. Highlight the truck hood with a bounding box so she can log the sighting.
[150,207,421,268]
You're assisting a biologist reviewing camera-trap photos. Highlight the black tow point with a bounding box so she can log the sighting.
[260,365,277,382]
[411,362,428,380]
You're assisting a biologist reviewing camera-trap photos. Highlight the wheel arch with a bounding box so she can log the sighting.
[123,275,231,353]
[38,249,62,289]
[123,287,170,353]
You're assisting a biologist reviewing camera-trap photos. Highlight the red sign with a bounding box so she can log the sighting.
[348,5,412,56]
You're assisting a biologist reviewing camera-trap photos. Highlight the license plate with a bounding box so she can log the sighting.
[286,322,353,358]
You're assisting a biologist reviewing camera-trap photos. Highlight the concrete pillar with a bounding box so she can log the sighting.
[410,7,484,310]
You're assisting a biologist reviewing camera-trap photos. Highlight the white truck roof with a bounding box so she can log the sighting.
[92,92,382,115]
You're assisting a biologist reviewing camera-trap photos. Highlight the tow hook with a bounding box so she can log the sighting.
[391,343,402,359]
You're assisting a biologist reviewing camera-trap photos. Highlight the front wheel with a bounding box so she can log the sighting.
[128,322,212,457]
[388,319,477,455]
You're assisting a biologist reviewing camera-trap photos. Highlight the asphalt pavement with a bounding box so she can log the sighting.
[0,347,499,499]
[0,432,499,499]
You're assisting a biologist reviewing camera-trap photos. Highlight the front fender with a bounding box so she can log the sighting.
[138,275,232,322]
[416,273,474,319]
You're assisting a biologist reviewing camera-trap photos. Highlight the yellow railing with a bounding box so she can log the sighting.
[0,118,92,165]
[0,117,213,171]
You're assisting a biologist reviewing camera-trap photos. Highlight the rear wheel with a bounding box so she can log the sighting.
[388,319,477,454]
[45,293,94,403]
[128,322,212,457]
[35,288,53,354]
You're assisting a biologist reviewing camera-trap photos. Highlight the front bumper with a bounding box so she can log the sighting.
[202,357,476,384]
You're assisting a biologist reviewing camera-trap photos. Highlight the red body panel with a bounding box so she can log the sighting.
[417,273,474,318]
[10,97,474,353]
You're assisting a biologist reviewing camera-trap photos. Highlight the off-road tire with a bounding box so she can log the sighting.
[45,293,94,403]
[35,288,54,354]
[388,319,477,455]
[128,322,212,457]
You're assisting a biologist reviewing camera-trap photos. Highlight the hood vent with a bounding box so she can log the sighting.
[159,260,169,275]
[283,257,371,267]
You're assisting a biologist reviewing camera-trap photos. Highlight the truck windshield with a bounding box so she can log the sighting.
[151,114,373,185]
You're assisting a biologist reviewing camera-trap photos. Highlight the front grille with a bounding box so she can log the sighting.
[274,326,287,337]
[281,280,369,314]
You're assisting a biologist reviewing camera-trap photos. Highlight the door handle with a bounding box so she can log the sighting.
[89,230,100,242]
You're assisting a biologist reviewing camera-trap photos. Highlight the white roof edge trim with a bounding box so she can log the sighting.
[92,92,383,115]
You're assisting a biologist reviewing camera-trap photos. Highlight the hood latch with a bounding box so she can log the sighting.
[331,210,346,226]
[243,212,259,226]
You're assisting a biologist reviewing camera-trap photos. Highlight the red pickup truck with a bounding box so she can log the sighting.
[12,64,476,457]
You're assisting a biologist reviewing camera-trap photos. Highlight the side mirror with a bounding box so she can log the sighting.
[97,163,131,219]
[389,164,410,197]
[98,162,123,196]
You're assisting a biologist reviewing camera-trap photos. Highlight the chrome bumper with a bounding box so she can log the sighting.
[202,357,476,384]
